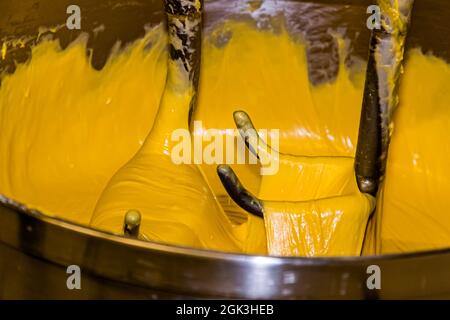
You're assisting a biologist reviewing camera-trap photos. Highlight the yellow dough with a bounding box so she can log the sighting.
[90,31,266,253]
[0,20,449,256]
[0,28,167,224]
[196,23,364,197]
[259,155,375,256]
[378,50,450,253]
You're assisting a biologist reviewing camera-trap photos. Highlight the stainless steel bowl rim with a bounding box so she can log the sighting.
[2,195,449,264]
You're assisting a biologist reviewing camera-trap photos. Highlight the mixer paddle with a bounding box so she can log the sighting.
[355,0,415,196]
[221,0,416,216]
[217,165,264,218]
[217,110,274,218]
[354,30,382,196]
[233,111,274,165]
[217,112,377,256]
[123,210,142,237]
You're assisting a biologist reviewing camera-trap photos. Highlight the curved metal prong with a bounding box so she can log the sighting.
[233,110,274,165]
[217,165,264,218]
[354,30,382,196]
[355,1,415,196]
[123,210,141,237]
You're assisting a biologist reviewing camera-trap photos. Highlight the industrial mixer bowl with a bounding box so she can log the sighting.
[0,0,449,299]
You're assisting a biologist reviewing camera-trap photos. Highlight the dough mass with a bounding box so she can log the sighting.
[0,22,449,256]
